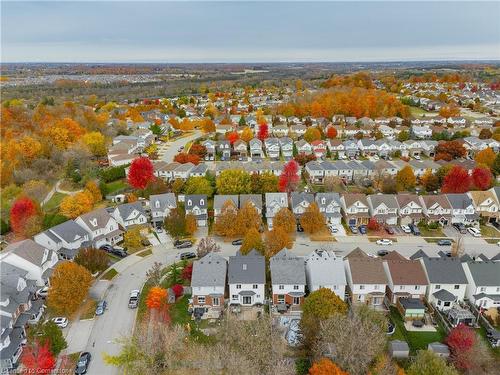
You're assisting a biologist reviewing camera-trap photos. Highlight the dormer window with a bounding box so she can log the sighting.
[155,201,160,208]
[90,219,98,227]
[242,264,247,270]
[200,199,205,206]
[187,200,192,206]
[321,198,325,204]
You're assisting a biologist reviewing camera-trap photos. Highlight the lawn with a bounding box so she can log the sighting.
[170,295,213,344]
[105,180,128,195]
[137,249,153,257]
[480,225,500,238]
[410,106,436,117]
[485,238,500,245]
[101,268,118,280]
[389,307,446,355]
[43,192,67,212]
[425,237,454,243]
[79,299,97,320]
[417,224,446,237]
[477,325,500,359]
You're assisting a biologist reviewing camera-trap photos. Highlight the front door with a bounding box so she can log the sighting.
[293,297,300,305]
[242,296,252,305]
[212,297,220,307]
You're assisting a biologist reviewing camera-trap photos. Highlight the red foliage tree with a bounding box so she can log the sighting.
[367,218,380,231]
[472,166,492,190]
[294,152,316,166]
[21,341,56,373]
[434,140,466,161]
[257,123,269,141]
[278,160,300,193]
[445,323,475,370]
[127,157,155,189]
[326,126,338,139]
[441,166,472,193]
[225,131,239,145]
[171,284,184,298]
[188,143,207,158]
[181,263,193,281]
[10,196,39,237]
[173,153,201,165]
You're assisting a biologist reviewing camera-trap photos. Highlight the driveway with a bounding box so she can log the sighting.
[161,131,202,163]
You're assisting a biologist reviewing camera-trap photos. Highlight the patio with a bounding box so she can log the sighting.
[229,305,264,321]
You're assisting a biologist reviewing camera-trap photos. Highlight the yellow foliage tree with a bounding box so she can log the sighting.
[474,147,495,168]
[236,202,262,236]
[396,166,416,191]
[300,203,326,234]
[185,214,197,235]
[240,227,265,255]
[59,191,94,218]
[83,131,106,156]
[85,181,102,203]
[264,226,293,257]
[124,227,142,250]
[214,200,239,238]
[273,207,296,233]
[240,127,254,142]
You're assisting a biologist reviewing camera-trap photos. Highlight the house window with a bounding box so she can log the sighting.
[187,200,192,206]
[444,302,451,307]
[277,295,285,304]
[253,284,258,289]
[399,286,404,290]
[374,285,379,290]
[279,285,284,290]
[197,296,206,304]
[454,285,460,290]
[200,199,205,206]
[435,285,441,290]
[480,287,486,292]
[213,297,220,306]
[415,286,420,291]
[236,285,241,289]
[293,285,299,290]
[293,297,300,305]
[437,300,442,306]
[359,285,365,290]
[333,285,338,290]
[232,295,238,300]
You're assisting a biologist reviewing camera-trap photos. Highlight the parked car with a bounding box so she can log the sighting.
[413,154,421,160]
[51,317,68,328]
[175,241,193,249]
[408,224,421,236]
[329,225,338,234]
[400,225,411,234]
[179,251,196,260]
[99,244,113,253]
[468,227,481,237]
[377,249,390,257]
[385,226,395,235]
[111,248,128,258]
[75,352,91,374]
[231,239,243,246]
[376,239,393,246]
[128,290,140,309]
[296,224,304,233]
[453,223,467,234]
[437,239,452,246]
[387,320,395,335]
[95,300,107,316]
[358,225,367,235]
[349,226,358,234]
[36,286,49,299]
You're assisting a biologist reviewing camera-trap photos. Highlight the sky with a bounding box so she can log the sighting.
[1,1,500,63]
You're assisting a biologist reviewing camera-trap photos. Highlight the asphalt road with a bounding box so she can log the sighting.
[160,130,202,163]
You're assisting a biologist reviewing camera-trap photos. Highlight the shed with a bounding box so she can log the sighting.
[428,342,450,358]
[389,340,409,358]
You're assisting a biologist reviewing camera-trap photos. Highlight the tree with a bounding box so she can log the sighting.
[304,127,322,143]
[367,217,380,231]
[22,180,49,204]
[445,324,475,370]
[28,321,67,356]
[326,126,338,139]
[48,261,92,316]
[295,152,316,166]
[83,131,107,156]
[225,131,239,145]
[300,203,325,234]
[478,128,492,139]
[436,164,453,185]
[185,214,197,235]
[10,196,40,238]
[309,358,347,375]
[171,284,183,298]
[278,160,300,193]
[184,176,214,196]
[407,350,458,375]
[474,147,496,168]
[216,170,252,194]
[439,104,460,118]
[124,227,143,250]
[196,237,220,258]
[257,123,269,140]
[493,152,500,176]
[251,171,279,193]
[214,200,239,237]
[239,115,247,127]
[240,127,254,142]
[472,166,492,190]
[127,157,155,189]
[59,191,94,219]
[164,208,186,238]
[146,262,163,285]
[396,165,416,191]
[421,169,440,192]
[397,130,410,142]
[240,227,265,255]
[188,143,207,158]
[441,166,472,193]
[21,341,56,373]
[173,153,201,165]
[181,263,193,281]
[85,180,102,203]
[264,226,293,257]
[273,207,296,233]
[434,140,466,161]
[236,201,262,235]
[74,248,109,274]
[146,286,168,310]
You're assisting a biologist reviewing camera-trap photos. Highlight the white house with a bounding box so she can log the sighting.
[315,193,342,225]
[112,202,148,229]
[149,193,177,229]
[265,193,289,229]
[75,208,124,248]
[462,261,500,309]
[34,220,91,260]
[305,250,346,300]
[184,195,208,227]
[228,250,266,306]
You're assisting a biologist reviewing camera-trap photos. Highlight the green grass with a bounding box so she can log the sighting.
[43,213,68,229]
[170,295,214,344]
[105,180,128,195]
[389,307,445,355]
[43,192,67,212]
[79,299,97,320]
[477,325,500,359]
[137,249,152,257]
[410,106,436,117]
[424,237,454,243]
[485,238,500,244]
[480,225,500,238]
[101,268,118,280]
[417,224,446,237]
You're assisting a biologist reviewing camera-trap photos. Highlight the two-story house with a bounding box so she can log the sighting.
[213,195,238,221]
[190,252,227,320]
[270,249,306,311]
[218,140,231,160]
[184,195,208,227]
[249,138,264,159]
[265,193,289,229]
[279,137,294,160]
[233,140,248,158]
[462,261,500,309]
[239,194,263,216]
[446,193,479,225]
[228,250,266,306]
[112,202,148,229]
[305,250,346,300]
[396,194,424,225]
[202,139,216,160]
[340,193,370,226]
[315,193,342,225]
[34,220,91,260]
[468,191,499,224]
[75,208,123,248]
[419,195,452,226]
[383,253,428,304]
[265,138,281,159]
[311,140,327,159]
[296,140,312,155]
[290,192,314,220]
[367,194,399,226]
[149,193,177,229]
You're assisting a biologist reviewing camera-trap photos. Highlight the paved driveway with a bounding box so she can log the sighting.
[161,131,202,163]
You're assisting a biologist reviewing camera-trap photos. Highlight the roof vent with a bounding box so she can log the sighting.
[243,264,247,270]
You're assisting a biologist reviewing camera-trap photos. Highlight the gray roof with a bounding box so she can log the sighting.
[228,251,265,284]
[78,208,113,229]
[466,262,500,286]
[270,249,306,285]
[410,250,429,260]
[368,194,399,210]
[390,340,409,353]
[116,202,146,221]
[239,194,263,210]
[432,289,457,302]
[305,250,346,286]
[428,342,450,355]
[3,240,53,268]
[399,298,425,310]
[445,193,473,209]
[191,253,227,288]
[214,195,238,211]
[422,257,467,284]
[185,195,207,209]
[291,192,314,209]
[46,220,89,244]
[150,193,177,214]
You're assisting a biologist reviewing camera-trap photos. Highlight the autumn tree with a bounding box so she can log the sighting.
[264,226,293,257]
[164,207,186,238]
[407,350,458,375]
[367,217,380,231]
[22,180,49,204]
[441,166,472,193]
[74,248,109,274]
[188,143,207,158]
[28,321,67,356]
[85,180,102,203]
[173,153,201,165]
[445,324,475,370]
[493,152,500,176]
[273,207,296,233]
[295,152,317,166]
[184,176,214,196]
[240,227,265,255]
[127,157,155,189]
[326,126,338,139]
[304,127,322,143]
[196,237,220,258]
[240,127,254,142]
[421,169,440,192]
[250,172,279,194]
[474,147,496,168]
[439,104,460,118]
[236,201,262,235]
[278,160,300,193]
[59,191,94,218]
[257,123,269,140]
[472,166,492,190]
[48,261,93,316]
[10,196,41,238]
[214,200,239,238]
[21,341,56,373]
[478,128,492,139]
[309,358,347,375]
[225,131,239,145]
[300,203,325,234]
[181,263,193,281]
[434,140,466,161]
[216,170,252,194]
[83,131,107,156]
[396,165,416,191]
[145,262,163,286]
[146,286,168,310]
[185,214,197,235]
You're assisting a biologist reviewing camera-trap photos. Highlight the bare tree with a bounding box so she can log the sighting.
[145,262,163,286]
[451,235,465,258]
[196,237,221,258]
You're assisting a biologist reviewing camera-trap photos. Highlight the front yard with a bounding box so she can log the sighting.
[480,224,500,238]
[417,224,446,237]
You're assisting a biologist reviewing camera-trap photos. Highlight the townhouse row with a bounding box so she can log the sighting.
[190,248,500,320]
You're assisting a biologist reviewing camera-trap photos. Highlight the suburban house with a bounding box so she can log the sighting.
[239,194,263,215]
[279,137,294,159]
[290,192,314,219]
[202,139,216,160]
[367,194,400,226]
[233,140,248,158]
[149,193,177,229]
[315,193,342,225]
[419,195,452,226]
[190,252,227,320]
[213,195,239,221]
[112,202,148,229]
[462,261,500,309]
[344,249,388,308]
[265,193,289,229]
[270,249,306,312]
[217,140,231,159]
[34,220,91,260]
[265,138,280,159]
[383,254,428,304]
[420,257,468,311]
[305,250,346,300]
[340,193,370,226]
[311,140,328,159]
[75,208,124,248]
[296,139,312,155]
[228,250,266,306]
[184,195,208,227]
[468,190,499,223]
[249,138,264,159]
[396,194,424,225]
[446,193,479,225]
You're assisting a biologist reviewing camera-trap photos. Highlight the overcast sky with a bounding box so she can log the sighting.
[2,1,499,62]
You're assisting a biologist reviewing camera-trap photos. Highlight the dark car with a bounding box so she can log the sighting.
[141,239,151,247]
[437,239,452,246]
[387,320,395,335]
[99,244,113,253]
[377,249,390,257]
[408,224,421,236]
[232,239,243,246]
[453,223,467,234]
[385,226,395,235]
[175,241,193,249]
[358,225,367,235]
[95,300,107,316]
[111,248,127,258]
[296,224,304,233]
[179,251,196,260]
[75,352,91,374]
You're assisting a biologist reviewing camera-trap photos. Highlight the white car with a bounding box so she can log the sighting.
[36,287,49,298]
[467,227,481,237]
[400,225,412,234]
[376,239,393,246]
[497,241,500,247]
[51,317,68,328]
[413,154,421,160]
[329,225,338,234]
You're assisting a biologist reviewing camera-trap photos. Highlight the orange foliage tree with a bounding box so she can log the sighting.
[309,358,348,375]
